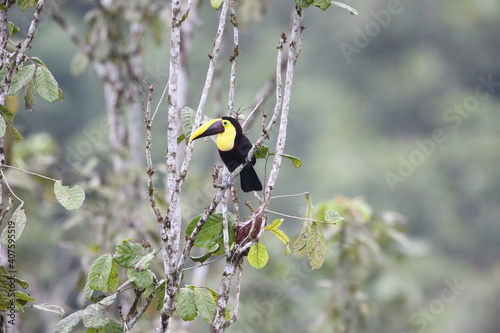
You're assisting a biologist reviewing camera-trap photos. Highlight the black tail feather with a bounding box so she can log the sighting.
[240,166,262,192]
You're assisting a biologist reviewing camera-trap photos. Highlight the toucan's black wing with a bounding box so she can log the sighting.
[219,135,262,192]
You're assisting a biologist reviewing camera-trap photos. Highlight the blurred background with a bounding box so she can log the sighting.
[7,0,500,332]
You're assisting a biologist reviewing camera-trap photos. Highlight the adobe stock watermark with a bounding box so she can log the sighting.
[234,259,312,333]
[340,0,411,64]
[408,278,467,333]
[385,74,500,191]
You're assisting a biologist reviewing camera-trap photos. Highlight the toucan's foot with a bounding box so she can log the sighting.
[223,176,233,188]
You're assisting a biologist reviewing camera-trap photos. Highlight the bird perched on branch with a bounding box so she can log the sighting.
[190,116,263,192]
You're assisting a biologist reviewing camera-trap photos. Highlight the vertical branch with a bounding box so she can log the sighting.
[176,0,229,183]
[227,0,239,117]
[157,0,183,330]
[211,8,305,330]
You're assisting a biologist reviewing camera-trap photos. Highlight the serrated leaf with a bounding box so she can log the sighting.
[185,212,235,248]
[177,288,197,321]
[33,303,65,316]
[54,310,84,333]
[264,219,291,254]
[70,51,89,77]
[8,22,19,36]
[8,64,36,95]
[54,180,85,210]
[181,107,196,145]
[18,0,38,11]
[193,288,216,325]
[87,254,119,293]
[247,243,269,269]
[114,240,149,268]
[34,65,60,103]
[307,222,327,269]
[325,209,344,222]
[279,153,302,167]
[0,104,23,142]
[255,145,270,159]
[24,78,35,111]
[127,268,154,289]
[331,1,358,15]
[1,205,27,244]
[82,304,109,329]
[211,0,224,10]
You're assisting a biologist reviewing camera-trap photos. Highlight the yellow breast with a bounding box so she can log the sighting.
[216,126,236,151]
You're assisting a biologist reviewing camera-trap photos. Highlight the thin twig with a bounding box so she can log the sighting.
[1,171,24,206]
[4,165,58,182]
[0,194,13,225]
[265,209,337,225]
[181,255,226,272]
[144,85,164,223]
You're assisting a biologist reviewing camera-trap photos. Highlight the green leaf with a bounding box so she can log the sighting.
[190,243,220,263]
[307,222,327,269]
[185,212,235,248]
[15,290,34,302]
[255,145,270,159]
[247,243,269,269]
[293,193,328,268]
[264,219,291,254]
[0,115,5,137]
[87,320,123,333]
[54,310,84,333]
[82,304,109,329]
[211,0,224,10]
[181,107,196,144]
[24,78,36,111]
[279,153,302,167]
[33,303,65,316]
[87,254,119,293]
[34,65,60,103]
[0,104,23,143]
[97,294,116,307]
[155,280,165,311]
[325,209,344,223]
[134,252,155,271]
[330,1,358,15]
[18,0,38,11]
[193,288,216,325]
[70,51,89,77]
[54,180,85,210]
[8,22,19,36]
[1,205,27,244]
[177,133,186,145]
[114,240,149,268]
[127,268,154,289]
[177,288,198,321]
[294,0,314,8]
[10,64,37,95]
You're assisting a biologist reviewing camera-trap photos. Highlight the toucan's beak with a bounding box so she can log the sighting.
[190,118,224,142]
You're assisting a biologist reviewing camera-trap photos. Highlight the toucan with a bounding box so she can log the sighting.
[189,116,263,192]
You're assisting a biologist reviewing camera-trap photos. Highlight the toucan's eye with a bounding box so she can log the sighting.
[222,121,229,126]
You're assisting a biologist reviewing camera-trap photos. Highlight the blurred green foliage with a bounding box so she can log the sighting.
[6,0,500,332]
